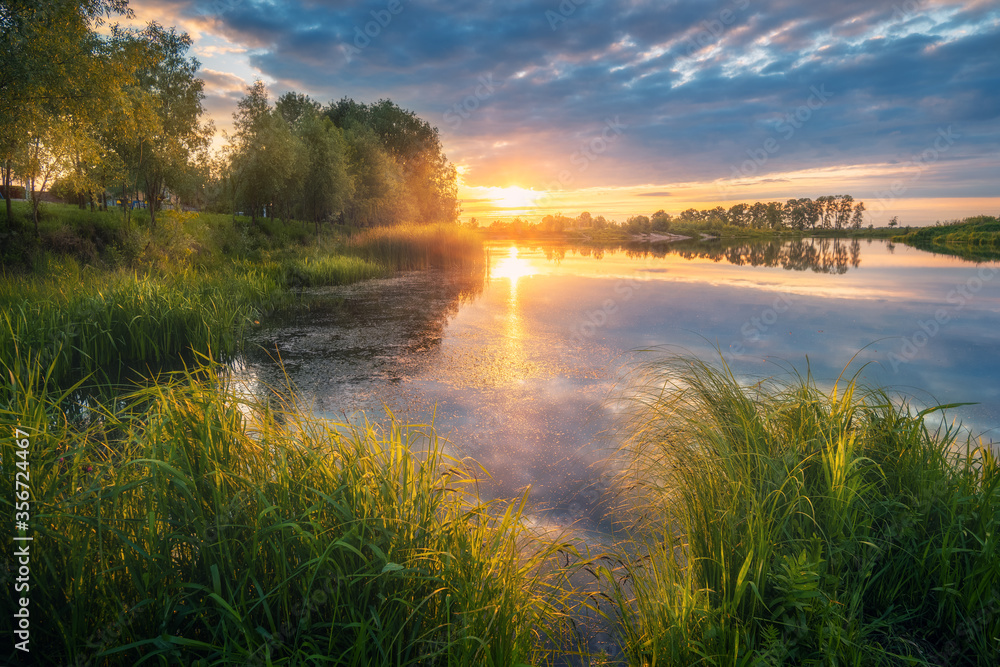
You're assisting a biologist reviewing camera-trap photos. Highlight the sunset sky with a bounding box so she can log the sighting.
[132,0,998,225]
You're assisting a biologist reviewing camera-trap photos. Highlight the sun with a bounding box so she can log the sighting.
[487,186,544,210]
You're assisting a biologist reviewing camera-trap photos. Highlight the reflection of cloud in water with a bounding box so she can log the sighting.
[234,239,1000,538]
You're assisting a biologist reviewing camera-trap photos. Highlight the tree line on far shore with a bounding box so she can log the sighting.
[0,0,458,235]
[477,195,871,235]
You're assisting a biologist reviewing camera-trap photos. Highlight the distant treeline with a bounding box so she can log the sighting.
[478,194,870,234]
[525,237,865,274]
[1,0,458,235]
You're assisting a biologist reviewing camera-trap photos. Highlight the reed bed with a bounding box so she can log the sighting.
[602,355,1000,665]
[0,360,571,665]
[0,253,388,388]
[346,224,484,271]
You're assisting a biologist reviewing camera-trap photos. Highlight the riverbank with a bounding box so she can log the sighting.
[0,202,482,386]
[893,215,1000,261]
[3,206,998,664]
[2,350,996,664]
[481,224,904,244]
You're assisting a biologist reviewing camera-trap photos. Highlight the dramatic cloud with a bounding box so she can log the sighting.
[151,0,1000,220]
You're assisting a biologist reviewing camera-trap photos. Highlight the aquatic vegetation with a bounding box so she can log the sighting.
[347,223,484,270]
[0,361,572,665]
[0,205,475,388]
[603,355,1000,665]
[894,215,1000,261]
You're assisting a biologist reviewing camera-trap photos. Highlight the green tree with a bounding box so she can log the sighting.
[627,215,652,234]
[228,81,298,225]
[297,114,352,233]
[131,25,212,228]
[1,0,132,226]
[651,209,672,232]
[342,123,408,226]
[326,97,458,224]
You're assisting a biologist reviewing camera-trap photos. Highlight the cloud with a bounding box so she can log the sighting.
[162,0,1000,203]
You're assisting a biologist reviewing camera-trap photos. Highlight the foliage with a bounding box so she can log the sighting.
[893,215,1000,260]
[0,360,571,665]
[603,354,1000,665]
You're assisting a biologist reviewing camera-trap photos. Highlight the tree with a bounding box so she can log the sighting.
[728,203,749,228]
[326,97,458,224]
[276,92,321,127]
[835,194,854,230]
[130,25,212,228]
[1,0,133,226]
[341,123,407,226]
[888,216,899,228]
[651,209,672,232]
[229,81,298,225]
[297,114,352,233]
[626,215,651,234]
[851,201,866,229]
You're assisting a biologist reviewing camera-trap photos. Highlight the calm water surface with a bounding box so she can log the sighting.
[239,238,1000,536]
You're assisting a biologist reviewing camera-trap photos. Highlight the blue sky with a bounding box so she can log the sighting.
[138,0,1000,223]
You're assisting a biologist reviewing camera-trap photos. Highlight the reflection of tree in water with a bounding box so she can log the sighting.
[242,265,487,388]
[615,238,863,274]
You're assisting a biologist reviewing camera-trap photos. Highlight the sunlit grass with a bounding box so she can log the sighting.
[601,354,1000,665]
[347,223,484,271]
[0,359,572,665]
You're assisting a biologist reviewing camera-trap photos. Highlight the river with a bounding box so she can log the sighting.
[237,237,1000,538]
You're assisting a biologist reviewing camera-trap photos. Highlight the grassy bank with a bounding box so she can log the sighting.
[604,356,1000,665]
[0,203,483,387]
[2,348,997,663]
[894,215,1000,261]
[0,361,572,665]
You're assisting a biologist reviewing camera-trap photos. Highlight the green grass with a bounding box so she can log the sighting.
[0,359,572,665]
[602,355,1000,665]
[347,223,484,271]
[0,206,482,388]
[894,215,1000,261]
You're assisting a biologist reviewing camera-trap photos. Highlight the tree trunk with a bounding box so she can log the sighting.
[30,177,39,237]
[2,161,11,224]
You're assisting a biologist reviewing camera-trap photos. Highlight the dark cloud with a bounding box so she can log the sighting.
[177,0,999,196]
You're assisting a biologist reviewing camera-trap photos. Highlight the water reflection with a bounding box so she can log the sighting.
[237,239,1000,544]
[614,237,863,273]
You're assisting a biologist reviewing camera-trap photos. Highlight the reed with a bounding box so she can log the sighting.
[346,223,484,271]
[0,359,571,665]
[603,355,1000,665]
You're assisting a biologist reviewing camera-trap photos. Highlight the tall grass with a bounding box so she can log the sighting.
[603,355,1000,665]
[0,254,387,388]
[0,262,282,386]
[0,360,571,665]
[347,224,484,271]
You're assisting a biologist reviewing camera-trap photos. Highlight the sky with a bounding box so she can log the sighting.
[131,0,999,225]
